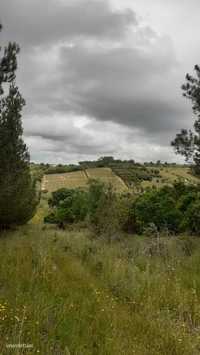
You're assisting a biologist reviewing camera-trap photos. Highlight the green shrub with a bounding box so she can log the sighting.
[44,181,134,237]
[132,183,200,235]
[87,181,135,237]
[87,180,105,225]
[181,198,200,234]
[45,188,88,225]
[86,181,117,237]
[133,186,182,233]
[44,181,200,236]
[48,188,75,207]
[44,212,58,224]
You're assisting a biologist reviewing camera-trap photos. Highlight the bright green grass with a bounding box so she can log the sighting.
[1,225,200,354]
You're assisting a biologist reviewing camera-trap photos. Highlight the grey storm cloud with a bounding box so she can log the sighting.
[0,0,193,163]
[23,116,124,156]
[0,0,137,45]
[56,44,183,134]
[27,40,187,138]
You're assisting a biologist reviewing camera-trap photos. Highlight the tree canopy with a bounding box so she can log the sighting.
[0,24,36,227]
[172,65,200,173]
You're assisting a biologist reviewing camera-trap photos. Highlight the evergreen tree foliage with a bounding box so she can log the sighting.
[0,25,20,95]
[0,25,36,227]
[172,65,200,174]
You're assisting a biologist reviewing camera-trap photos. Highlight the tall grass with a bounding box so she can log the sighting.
[0,225,200,354]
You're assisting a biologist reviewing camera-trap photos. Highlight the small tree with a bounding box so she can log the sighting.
[44,188,88,227]
[87,180,128,239]
[172,65,200,174]
[0,25,20,94]
[0,25,36,227]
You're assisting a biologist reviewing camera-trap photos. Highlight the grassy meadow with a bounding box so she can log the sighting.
[2,165,200,354]
[1,221,200,354]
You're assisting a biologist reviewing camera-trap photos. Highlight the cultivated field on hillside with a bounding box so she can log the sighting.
[41,165,200,194]
[42,170,88,192]
[141,166,200,189]
[42,168,128,193]
[86,168,128,192]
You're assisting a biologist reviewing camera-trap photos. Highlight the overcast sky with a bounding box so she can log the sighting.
[0,0,199,163]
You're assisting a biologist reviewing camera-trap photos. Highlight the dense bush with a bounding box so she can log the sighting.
[48,188,74,207]
[133,186,182,233]
[87,182,120,237]
[44,188,88,226]
[44,181,134,237]
[181,198,200,234]
[87,181,134,237]
[133,183,200,235]
[44,180,200,236]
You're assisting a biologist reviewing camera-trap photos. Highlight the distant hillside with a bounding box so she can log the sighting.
[141,166,200,189]
[113,165,200,191]
[40,165,200,194]
[33,157,200,194]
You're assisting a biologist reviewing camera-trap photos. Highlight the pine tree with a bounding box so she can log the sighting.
[0,26,36,227]
[171,65,200,174]
[0,25,20,94]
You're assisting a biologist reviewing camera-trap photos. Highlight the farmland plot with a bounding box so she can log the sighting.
[41,170,88,192]
[86,168,128,192]
[42,168,128,193]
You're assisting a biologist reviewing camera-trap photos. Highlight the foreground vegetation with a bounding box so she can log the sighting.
[1,224,200,354]
[44,180,200,237]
